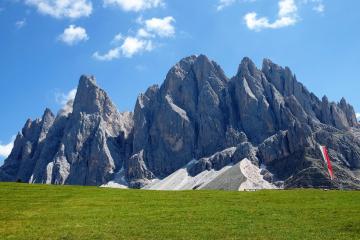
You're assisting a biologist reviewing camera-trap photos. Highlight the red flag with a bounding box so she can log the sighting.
[319,145,334,180]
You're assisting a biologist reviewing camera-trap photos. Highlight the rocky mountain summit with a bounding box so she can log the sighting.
[1,55,360,190]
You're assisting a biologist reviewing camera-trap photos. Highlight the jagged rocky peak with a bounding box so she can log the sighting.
[42,108,54,121]
[163,54,228,94]
[71,75,133,137]
[0,74,135,185]
[320,94,358,129]
[1,54,360,190]
[63,75,133,183]
[261,59,358,130]
[19,108,55,143]
[322,95,329,103]
[262,58,293,75]
[321,95,332,124]
[21,118,38,139]
[262,58,297,96]
[73,75,117,118]
[159,54,229,119]
[338,97,358,127]
[237,57,259,77]
[136,84,159,110]
[129,55,233,187]
[130,55,359,181]
[191,54,228,83]
[38,108,55,142]
[233,57,267,99]
[0,107,56,182]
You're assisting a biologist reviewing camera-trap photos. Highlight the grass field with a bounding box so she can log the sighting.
[0,183,360,240]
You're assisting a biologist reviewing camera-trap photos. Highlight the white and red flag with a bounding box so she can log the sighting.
[319,145,334,180]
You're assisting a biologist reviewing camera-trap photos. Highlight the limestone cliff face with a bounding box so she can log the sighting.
[128,55,360,189]
[1,55,359,189]
[0,76,133,186]
[128,55,231,187]
[0,109,54,182]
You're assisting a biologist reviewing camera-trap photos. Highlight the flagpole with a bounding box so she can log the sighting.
[318,144,334,180]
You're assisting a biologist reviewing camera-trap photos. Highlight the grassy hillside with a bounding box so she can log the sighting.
[0,183,359,240]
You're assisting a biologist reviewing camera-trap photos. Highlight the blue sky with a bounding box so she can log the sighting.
[0,0,359,163]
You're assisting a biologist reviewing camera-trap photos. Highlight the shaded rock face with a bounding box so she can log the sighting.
[0,110,54,182]
[0,76,133,186]
[1,55,360,189]
[129,55,360,189]
[129,55,231,186]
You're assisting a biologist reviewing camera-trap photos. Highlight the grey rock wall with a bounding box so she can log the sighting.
[1,55,359,189]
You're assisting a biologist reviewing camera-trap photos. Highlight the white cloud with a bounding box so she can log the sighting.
[137,28,154,38]
[56,89,77,116]
[93,36,153,61]
[93,47,121,61]
[244,0,298,31]
[216,0,257,11]
[93,16,175,61]
[56,89,77,106]
[0,136,16,159]
[217,0,236,11]
[112,33,124,43]
[143,16,175,38]
[25,0,92,19]
[103,0,164,12]
[15,19,26,29]
[121,36,153,57]
[58,25,89,46]
[356,113,360,121]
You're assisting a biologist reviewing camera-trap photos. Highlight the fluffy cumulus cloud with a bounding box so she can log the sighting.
[103,0,164,12]
[93,16,175,61]
[58,25,89,45]
[141,16,175,38]
[25,0,92,19]
[356,113,360,121]
[244,0,298,31]
[93,37,153,61]
[216,0,236,11]
[120,37,153,57]
[93,48,121,61]
[0,136,16,159]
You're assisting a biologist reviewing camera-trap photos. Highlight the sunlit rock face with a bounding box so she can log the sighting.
[1,55,360,190]
[0,76,133,186]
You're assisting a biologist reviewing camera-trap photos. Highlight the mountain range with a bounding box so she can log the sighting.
[1,55,360,190]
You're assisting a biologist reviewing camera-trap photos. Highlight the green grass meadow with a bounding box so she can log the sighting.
[0,183,359,240]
